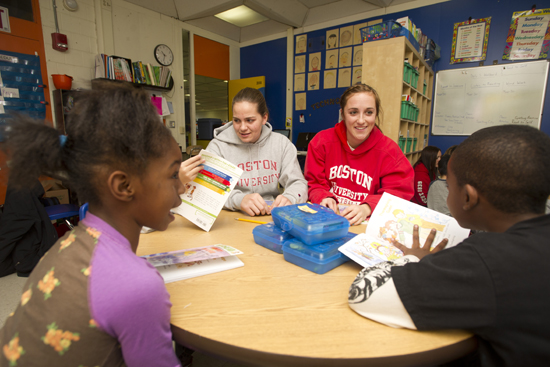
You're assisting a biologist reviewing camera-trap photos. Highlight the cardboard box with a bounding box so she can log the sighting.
[41,179,70,204]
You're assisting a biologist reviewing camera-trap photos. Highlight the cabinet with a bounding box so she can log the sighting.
[362,36,434,164]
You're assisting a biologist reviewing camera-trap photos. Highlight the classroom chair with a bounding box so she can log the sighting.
[186,145,203,157]
[45,203,80,230]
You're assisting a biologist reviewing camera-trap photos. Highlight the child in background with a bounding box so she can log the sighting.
[348,125,550,367]
[411,146,440,206]
[427,154,451,216]
[206,87,307,217]
[0,85,184,367]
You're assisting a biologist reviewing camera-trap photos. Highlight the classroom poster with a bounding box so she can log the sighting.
[450,17,491,64]
[339,26,353,47]
[324,70,337,89]
[295,55,306,73]
[326,29,339,49]
[296,34,307,54]
[338,68,351,88]
[309,52,321,71]
[326,49,338,69]
[308,72,320,90]
[339,47,352,68]
[295,93,306,110]
[352,67,362,85]
[353,45,363,66]
[294,74,305,91]
[171,151,243,232]
[503,8,550,60]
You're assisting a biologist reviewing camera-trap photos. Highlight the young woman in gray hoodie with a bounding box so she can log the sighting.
[205,88,308,217]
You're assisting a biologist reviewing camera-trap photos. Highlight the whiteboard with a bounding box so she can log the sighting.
[432,60,549,135]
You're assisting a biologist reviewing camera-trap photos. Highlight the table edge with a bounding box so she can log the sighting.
[172,325,478,367]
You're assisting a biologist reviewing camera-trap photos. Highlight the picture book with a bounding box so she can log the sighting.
[339,192,470,268]
[155,256,244,283]
[171,150,243,231]
[142,244,243,267]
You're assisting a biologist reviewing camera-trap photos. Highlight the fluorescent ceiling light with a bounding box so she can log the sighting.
[215,5,268,27]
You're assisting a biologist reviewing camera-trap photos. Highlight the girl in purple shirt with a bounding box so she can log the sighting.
[0,83,185,367]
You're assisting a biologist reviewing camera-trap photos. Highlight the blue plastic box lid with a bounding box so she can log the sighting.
[252,222,294,254]
[282,232,356,274]
[271,203,350,245]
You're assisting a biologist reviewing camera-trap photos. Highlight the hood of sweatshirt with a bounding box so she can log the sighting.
[334,120,384,155]
[212,121,273,146]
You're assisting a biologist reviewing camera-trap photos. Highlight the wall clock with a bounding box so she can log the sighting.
[154,44,173,66]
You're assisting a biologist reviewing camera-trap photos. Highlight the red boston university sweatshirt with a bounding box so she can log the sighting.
[305,122,414,212]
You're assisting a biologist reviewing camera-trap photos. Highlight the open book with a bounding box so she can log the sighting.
[339,192,470,268]
[142,245,244,283]
[172,150,243,231]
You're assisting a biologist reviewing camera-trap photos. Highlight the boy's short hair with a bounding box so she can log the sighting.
[451,125,550,214]
[438,154,450,177]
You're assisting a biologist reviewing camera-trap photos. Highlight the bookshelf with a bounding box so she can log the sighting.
[361,36,434,164]
[91,77,174,92]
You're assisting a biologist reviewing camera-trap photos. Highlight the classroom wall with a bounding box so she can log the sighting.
[241,0,550,152]
[240,38,288,130]
[37,0,240,150]
[38,0,98,96]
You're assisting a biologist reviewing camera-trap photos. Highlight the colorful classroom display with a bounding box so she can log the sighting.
[294,21,368,111]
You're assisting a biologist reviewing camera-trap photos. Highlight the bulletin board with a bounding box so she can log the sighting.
[432,60,549,135]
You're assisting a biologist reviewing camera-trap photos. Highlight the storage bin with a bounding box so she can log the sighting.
[423,80,427,95]
[253,222,294,254]
[400,100,409,119]
[411,69,419,89]
[413,137,418,151]
[360,20,402,43]
[282,232,356,274]
[360,20,420,51]
[271,203,350,245]
[398,137,406,152]
[403,62,412,84]
[406,137,413,153]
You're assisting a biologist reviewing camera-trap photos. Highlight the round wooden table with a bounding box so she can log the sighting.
[137,211,476,367]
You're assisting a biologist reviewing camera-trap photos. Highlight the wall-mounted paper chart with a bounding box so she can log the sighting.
[432,60,549,135]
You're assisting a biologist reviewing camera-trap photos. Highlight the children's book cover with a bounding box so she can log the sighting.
[339,192,470,268]
[171,150,243,231]
[142,244,243,267]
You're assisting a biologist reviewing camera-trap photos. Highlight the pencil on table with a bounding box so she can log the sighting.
[235,218,268,225]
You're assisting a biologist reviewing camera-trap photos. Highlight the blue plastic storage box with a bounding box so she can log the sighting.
[360,20,420,52]
[282,232,356,274]
[252,222,294,254]
[271,203,350,245]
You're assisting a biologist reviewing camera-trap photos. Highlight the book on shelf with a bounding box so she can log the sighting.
[142,244,244,283]
[339,192,470,268]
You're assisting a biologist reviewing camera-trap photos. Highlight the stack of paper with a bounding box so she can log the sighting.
[142,244,244,283]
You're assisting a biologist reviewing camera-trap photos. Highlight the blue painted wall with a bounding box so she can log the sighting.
[240,0,550,152]
[240,38,288,130]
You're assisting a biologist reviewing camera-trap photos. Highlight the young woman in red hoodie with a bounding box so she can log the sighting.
[305,84,414,225]
[411,146,441,206]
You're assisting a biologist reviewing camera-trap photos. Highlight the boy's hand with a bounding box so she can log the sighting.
[179,155,205,184]
[391,225,448,260]
[241,193,269,217]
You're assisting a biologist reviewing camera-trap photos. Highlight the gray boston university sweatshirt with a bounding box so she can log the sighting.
[206,122,308,211]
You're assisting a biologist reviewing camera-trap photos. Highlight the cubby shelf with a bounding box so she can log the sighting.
[362,36,434,164]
